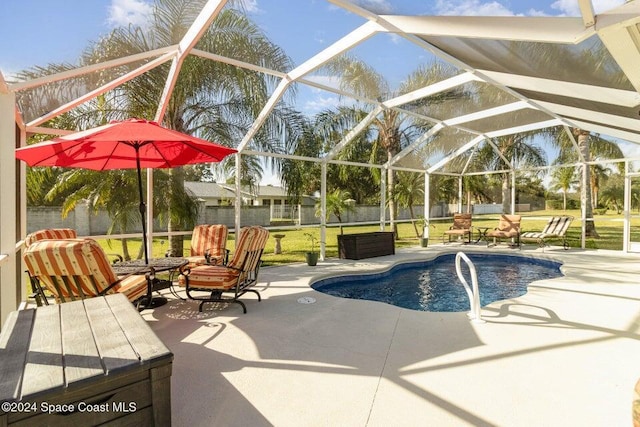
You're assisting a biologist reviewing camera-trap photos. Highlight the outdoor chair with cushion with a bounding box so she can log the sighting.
[521,216,574,250]
[185,224,229,267]
[24,228,78,247]
[23,238,150,305]
[179,226,269,313]
[486,214,521,248]
[442,213,473,244]
[24,228,80,305]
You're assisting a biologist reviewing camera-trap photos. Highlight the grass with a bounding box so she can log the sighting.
[92,209,637,267]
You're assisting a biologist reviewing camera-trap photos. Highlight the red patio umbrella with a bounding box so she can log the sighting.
[16,118,237,264]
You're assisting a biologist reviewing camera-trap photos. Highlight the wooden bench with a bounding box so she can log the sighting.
[0,294,173,426]
[337,232,395,260]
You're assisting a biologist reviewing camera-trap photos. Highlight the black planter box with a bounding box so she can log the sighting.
[337,232,395,260]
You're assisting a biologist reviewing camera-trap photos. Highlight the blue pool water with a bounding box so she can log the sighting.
[311,253,563,312]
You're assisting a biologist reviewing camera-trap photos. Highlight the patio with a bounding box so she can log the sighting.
[143,244,640,426]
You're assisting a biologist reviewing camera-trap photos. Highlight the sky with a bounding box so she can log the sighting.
[0,0,627,110]
[0,0,630,183]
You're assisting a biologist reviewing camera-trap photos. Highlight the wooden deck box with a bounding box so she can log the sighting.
[0,294,173,426]
[338,232,395,260]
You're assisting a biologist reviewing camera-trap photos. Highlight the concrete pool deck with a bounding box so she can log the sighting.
[142,244,640,426]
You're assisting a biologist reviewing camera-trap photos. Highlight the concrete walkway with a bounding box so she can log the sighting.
[142,245,640,426]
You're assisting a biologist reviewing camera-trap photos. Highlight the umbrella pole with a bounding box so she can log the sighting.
[135,149,150,264]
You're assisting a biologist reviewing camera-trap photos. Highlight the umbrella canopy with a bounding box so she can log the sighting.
[16,118,237,264]
[15,118,237,170]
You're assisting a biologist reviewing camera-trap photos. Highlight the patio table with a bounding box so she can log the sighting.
[112,257,187,308]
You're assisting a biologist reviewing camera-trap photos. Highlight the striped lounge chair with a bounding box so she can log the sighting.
[179,226,269,313]
[24,229,79,305]
[185,224,229,267]
[486,214,521,248]
[23,238,149,305]
[24,228,77,247]
[521,216,574,250]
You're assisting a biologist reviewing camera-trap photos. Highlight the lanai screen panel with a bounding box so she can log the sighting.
[395,126,477,172]
[419,33,640,141]
[421,34,633,89]
[462,108,555,135]
[14,59,162,125]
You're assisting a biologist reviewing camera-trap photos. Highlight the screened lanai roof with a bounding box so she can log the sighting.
[5,0,640,175]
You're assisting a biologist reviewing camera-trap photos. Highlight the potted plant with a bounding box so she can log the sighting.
[417,216,434,248]
[304,232,319,266]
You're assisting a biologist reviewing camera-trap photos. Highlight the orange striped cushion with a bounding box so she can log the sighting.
[184,255,224,267]
[227,227,258,269]
[23,238,146,302]
[117,275,149,301]
[179,265,240,290]
[25,229,77,247]
[190,225,228,258]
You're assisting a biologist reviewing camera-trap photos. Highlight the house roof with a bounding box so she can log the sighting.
[184,181,290,199]
[184,181,233,199]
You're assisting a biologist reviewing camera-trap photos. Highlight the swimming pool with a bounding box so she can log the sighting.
[311,253,563,312]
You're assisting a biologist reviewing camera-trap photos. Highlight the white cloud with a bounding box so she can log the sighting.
[352,0,393,14]
[303,95,342,114]
[526,9,550,17]
[434,0,515,16]
[388,33,402,45]
[238,0,261,14]
[107,0,153,29]
[551,0,625,16]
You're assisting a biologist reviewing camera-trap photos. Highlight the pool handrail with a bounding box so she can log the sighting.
[455,252,485,324]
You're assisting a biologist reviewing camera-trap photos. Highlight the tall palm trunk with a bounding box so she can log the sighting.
[120,238,131,261]
[501,173,511,213]
[387,160,397,237]
[576,129,599,237]
[169,167,186,256]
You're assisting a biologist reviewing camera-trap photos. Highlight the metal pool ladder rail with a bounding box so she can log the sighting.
[455,252,485,324]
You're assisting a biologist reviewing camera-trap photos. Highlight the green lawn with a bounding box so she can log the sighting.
[93,209,635,266]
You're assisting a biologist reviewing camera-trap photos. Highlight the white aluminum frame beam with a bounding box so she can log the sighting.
[9,46,177,92]
[535,100,640,133]
[155,0,227,122]
[578,0,596,27]
[443,101,530,127]
[27,52,176,127]
[485,119,562,138]
[382,72,480,109]
[567,118,640,143]
[237,21,381,152]
[427,135,485,173]
[191,48,286,78]
[390,123,444,166]
[325,106,382,161]
[478,71,640,108]
[377,15,594,44]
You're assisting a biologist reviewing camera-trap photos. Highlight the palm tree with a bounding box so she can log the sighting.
[474,132,547,213]
[323,58,463,237]
[45,168,143,259]
[550,128,624,237]
[316,189,355,235]
[393,171,424,237]
[549,166,578,211]
[76,0,295,254]
[600,173,624,214]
